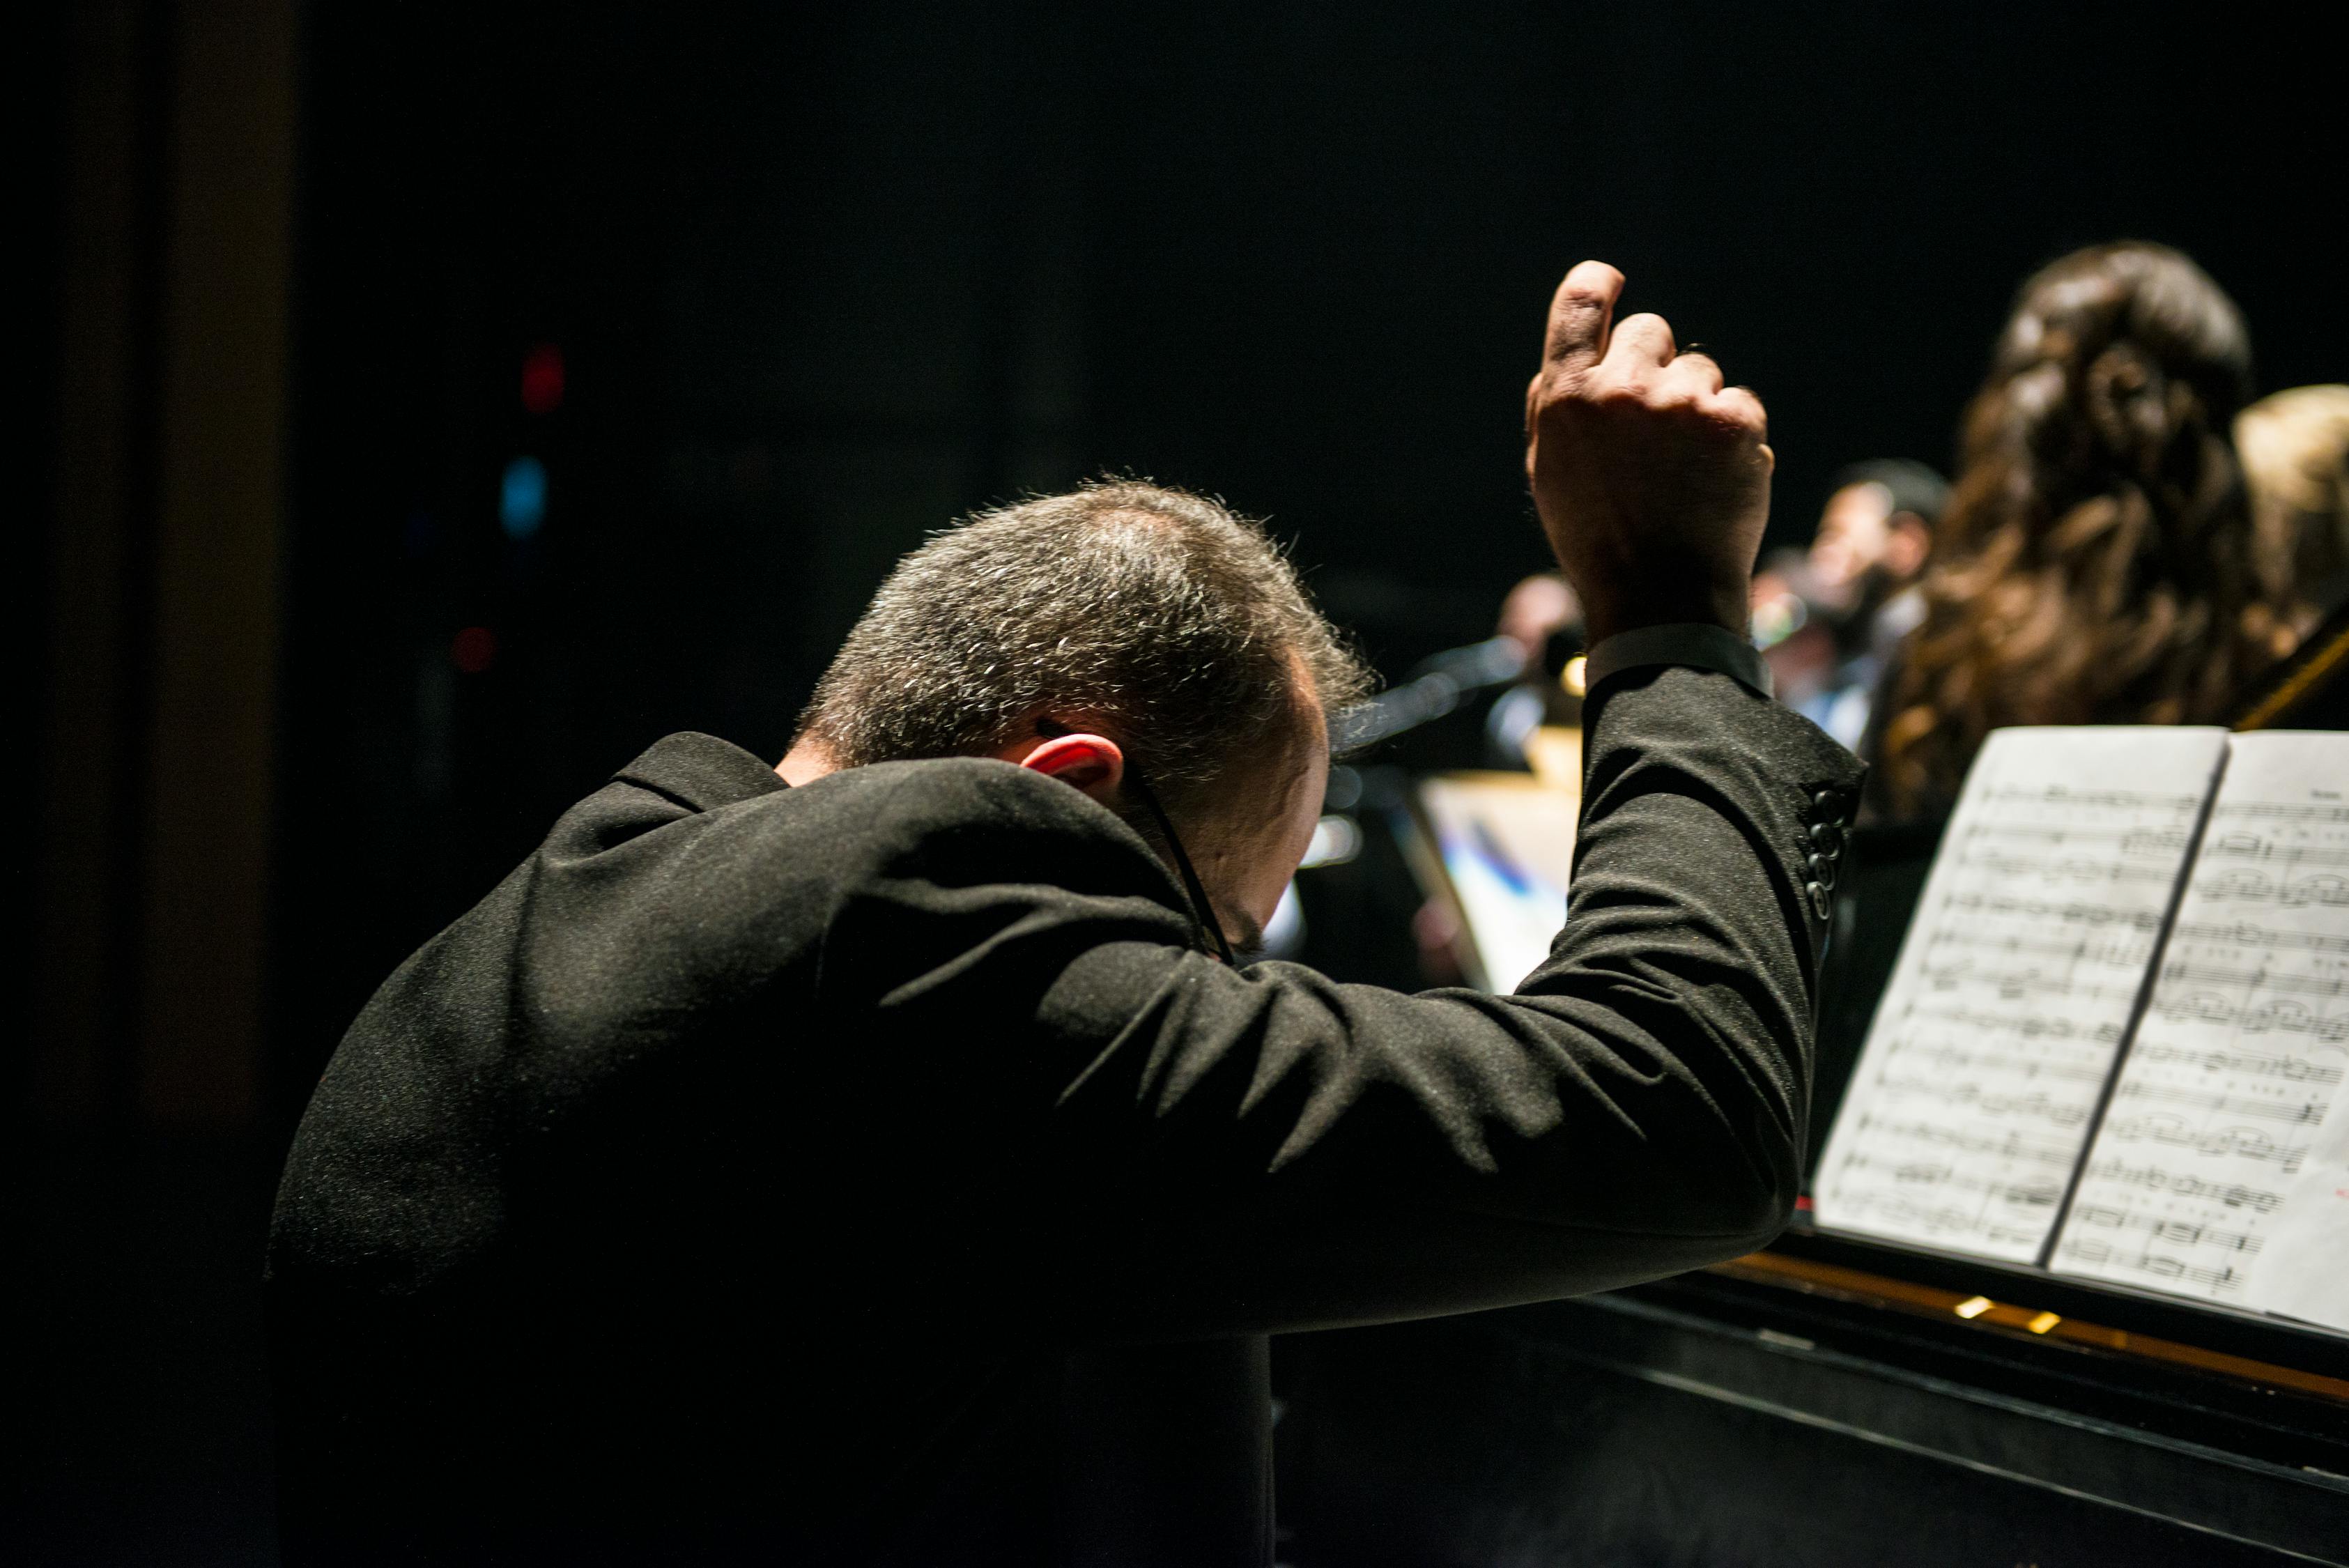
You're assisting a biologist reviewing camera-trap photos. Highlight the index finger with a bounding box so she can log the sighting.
[1541,260,1626,379]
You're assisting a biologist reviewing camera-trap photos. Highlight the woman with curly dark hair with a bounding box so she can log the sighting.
[1872,241,2299,818]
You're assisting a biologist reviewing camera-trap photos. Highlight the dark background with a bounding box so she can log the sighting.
[20,3,2341,1561]
[277,0,2346,1109]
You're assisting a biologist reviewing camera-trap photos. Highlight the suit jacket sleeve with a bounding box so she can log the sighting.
[829,666,1866,1341]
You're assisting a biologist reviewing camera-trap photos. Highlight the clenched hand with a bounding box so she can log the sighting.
[1525,261,1773,647]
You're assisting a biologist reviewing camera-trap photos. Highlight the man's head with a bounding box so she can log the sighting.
[785,479,1373,953]
[1808,459,1948,607]
[2236,384,2349,619]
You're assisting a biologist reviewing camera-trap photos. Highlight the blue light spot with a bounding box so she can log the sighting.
[500,456,547,539]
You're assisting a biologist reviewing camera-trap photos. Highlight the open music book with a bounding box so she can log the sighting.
[1813,727,2349,1334]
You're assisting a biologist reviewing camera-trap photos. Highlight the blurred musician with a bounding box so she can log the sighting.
[1872,242,2297,820]
[1753,460,1946,750]
[2238,383,2349,637]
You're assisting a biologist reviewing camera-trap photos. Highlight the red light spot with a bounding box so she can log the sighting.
[521,344,564,415]
[452,626,498,673]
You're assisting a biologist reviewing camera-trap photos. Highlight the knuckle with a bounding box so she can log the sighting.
[1537,369,1616,420]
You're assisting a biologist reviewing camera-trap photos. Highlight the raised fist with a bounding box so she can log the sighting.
[1524,261,1773,646]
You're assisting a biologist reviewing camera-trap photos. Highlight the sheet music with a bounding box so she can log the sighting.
[1813,727,2228,1261]
[2051,731,2349,1329]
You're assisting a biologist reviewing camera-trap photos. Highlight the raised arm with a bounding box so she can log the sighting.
[839,263,1861,1339]
[996,661,1861,1340]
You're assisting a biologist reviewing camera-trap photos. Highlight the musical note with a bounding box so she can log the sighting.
[2079,1155,2282,1213]
[1960,852,2180,886]
[1880,1039,2111,1085]
[1942,892,2164,930]
[2111,1078,2332,1123]
[2192,869,2349,907]
[2053,730,2349,1331]
[2051,1233,2249,1294]
[1833,1150,2065,1207]
[1916,960,2145,1004]
[2153,960,2347,1000]
[2129,1040,2345,1084]
[1917,923,2160,972]
[2200,832,2349,869]
[1814,727,2231,1262]
[2065,1203,2264,1252]
[1982,784,2206,813]
[2168,919,2349,955]
[2216,800,2349,822]
[1872,1077,2097,1126]
[2095,1114,2309,1171]
[1851,1112,2078,1167]
[2149,993,2349,1042]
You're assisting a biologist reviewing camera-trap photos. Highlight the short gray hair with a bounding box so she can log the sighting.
[797,479,1371,824]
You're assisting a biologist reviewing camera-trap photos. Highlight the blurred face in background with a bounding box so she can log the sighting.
[1808,481,1930,608]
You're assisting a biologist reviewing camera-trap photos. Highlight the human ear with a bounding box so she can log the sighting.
[1015,732,1126,799]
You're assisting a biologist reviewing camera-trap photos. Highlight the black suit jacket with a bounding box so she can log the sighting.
[267,666,1863,1566]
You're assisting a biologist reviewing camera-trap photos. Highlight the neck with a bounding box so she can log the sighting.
[776,736,840,787]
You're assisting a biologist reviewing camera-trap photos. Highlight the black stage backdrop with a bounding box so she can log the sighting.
[275,1,2343,1120]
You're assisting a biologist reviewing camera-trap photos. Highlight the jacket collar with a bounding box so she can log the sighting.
[612,732,789,814]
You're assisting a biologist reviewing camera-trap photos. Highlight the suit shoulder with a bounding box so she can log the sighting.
[530,755,1165,929]
[783,757,1171,896]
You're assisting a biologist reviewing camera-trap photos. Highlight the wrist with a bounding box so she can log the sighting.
[1580,585,1748,648]
[1582,620,1775,699]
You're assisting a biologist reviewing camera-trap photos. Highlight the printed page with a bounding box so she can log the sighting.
[2052,731,2349,1329]
[1814,726,2228,1261]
